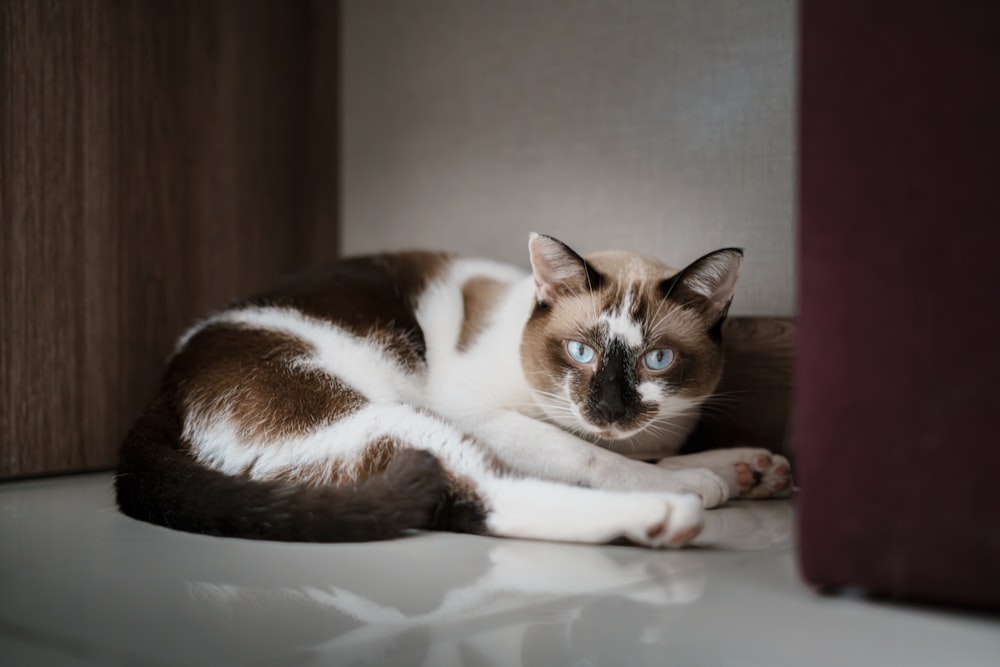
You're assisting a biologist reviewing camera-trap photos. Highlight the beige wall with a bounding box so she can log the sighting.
[341,0,796,316]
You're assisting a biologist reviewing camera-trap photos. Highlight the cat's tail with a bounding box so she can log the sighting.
[114,396,447,542]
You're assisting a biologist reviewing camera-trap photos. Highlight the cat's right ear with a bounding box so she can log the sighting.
[528,233,603,305]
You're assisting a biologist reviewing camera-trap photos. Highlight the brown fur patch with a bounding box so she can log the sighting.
[174,325,367,443]
[352,436,401,481]
[268,434,494,537]
[458,276,508,351]
[247,252,452,370]
[269,436,404,486]
[460,434,510,477]
[432,471,490,535]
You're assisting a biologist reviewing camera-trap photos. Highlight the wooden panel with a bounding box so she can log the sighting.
[681,317,796,457]
[0,0,339,478]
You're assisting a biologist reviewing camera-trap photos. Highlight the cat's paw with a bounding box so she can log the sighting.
[619,493,705,548]
[662,468,730,509]
[729,449,793,499]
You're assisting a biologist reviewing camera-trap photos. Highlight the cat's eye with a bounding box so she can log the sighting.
[643,348,675,371]
[566,341,596,364]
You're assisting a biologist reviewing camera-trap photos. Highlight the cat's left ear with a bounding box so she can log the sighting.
[661,248,743,329]
[528,233,603,305]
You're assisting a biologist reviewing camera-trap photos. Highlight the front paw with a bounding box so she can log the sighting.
[732,450,793,499]
[662,468,730,509]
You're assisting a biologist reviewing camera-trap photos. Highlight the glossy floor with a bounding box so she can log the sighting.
[1,474,997,666]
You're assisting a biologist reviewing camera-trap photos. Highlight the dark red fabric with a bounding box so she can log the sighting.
[796,0,1000,609]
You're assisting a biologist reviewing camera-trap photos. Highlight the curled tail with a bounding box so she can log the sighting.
[114,397,447,542]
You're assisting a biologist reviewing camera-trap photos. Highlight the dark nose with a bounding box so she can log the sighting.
[590,342,636,425]
[595,388,628,424]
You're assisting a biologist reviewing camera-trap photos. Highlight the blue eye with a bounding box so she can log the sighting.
[643,348,675,371]
[567,341,596,364]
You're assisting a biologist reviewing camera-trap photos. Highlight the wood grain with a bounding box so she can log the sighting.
[681,317,796,457]
[0,0,339,478]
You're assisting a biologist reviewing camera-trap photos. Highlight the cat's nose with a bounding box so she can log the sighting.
[594,395,628,424]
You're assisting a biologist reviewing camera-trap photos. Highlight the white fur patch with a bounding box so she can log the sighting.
[481,476,704,546]
[420,264,539,421]
[638,381,662,403]
[416,258,527,365]
[599,287,644,348]
[186,403,496,483]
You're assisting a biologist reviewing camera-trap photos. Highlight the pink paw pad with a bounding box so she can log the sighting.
[771,476,792,493]
[646,522,666,539]
[736,450,794,499]
[735,462,756,494]
[667,523,702,546]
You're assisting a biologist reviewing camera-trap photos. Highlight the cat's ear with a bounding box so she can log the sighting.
[661,248,743,328]
[528,233,603,305]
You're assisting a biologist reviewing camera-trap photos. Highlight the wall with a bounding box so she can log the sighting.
[341,0,796,315]
[0,0,339,478]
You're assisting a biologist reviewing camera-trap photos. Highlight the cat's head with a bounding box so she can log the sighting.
[520,233,741,443]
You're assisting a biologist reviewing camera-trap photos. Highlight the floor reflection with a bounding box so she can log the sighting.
[0,474,793,666]
[190,542,706,666]
[5,477,994,667]
[185,500,793,666]
[694,497,794,550]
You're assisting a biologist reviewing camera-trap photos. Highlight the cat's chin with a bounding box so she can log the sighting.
[543,414,634,442]
[591,424,646,443]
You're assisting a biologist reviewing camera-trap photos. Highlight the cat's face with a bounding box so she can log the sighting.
[520,234,741,442]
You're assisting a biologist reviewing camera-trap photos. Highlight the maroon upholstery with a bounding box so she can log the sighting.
[796,1,1000,609]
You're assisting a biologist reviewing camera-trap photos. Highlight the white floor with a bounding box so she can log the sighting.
[1,473,997,666]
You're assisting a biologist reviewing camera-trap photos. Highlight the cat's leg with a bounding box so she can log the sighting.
[239,403,705,546]
[465,411,730,508]
[656,448,793,500]
[237,402,499,488]
[477,476,705,548]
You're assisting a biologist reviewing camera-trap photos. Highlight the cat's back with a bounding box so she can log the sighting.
[243,251,454,367]
[171,251,528,403]
[204,250,525,348]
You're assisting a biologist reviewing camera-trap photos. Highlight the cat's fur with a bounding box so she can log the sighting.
[115,234,791,547]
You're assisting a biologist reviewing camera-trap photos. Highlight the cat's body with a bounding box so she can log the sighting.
[116,234,791,547]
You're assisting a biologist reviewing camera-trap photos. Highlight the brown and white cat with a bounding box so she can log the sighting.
[115,234,791,548]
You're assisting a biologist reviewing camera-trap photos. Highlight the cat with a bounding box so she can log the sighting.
[115,233,791,548]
